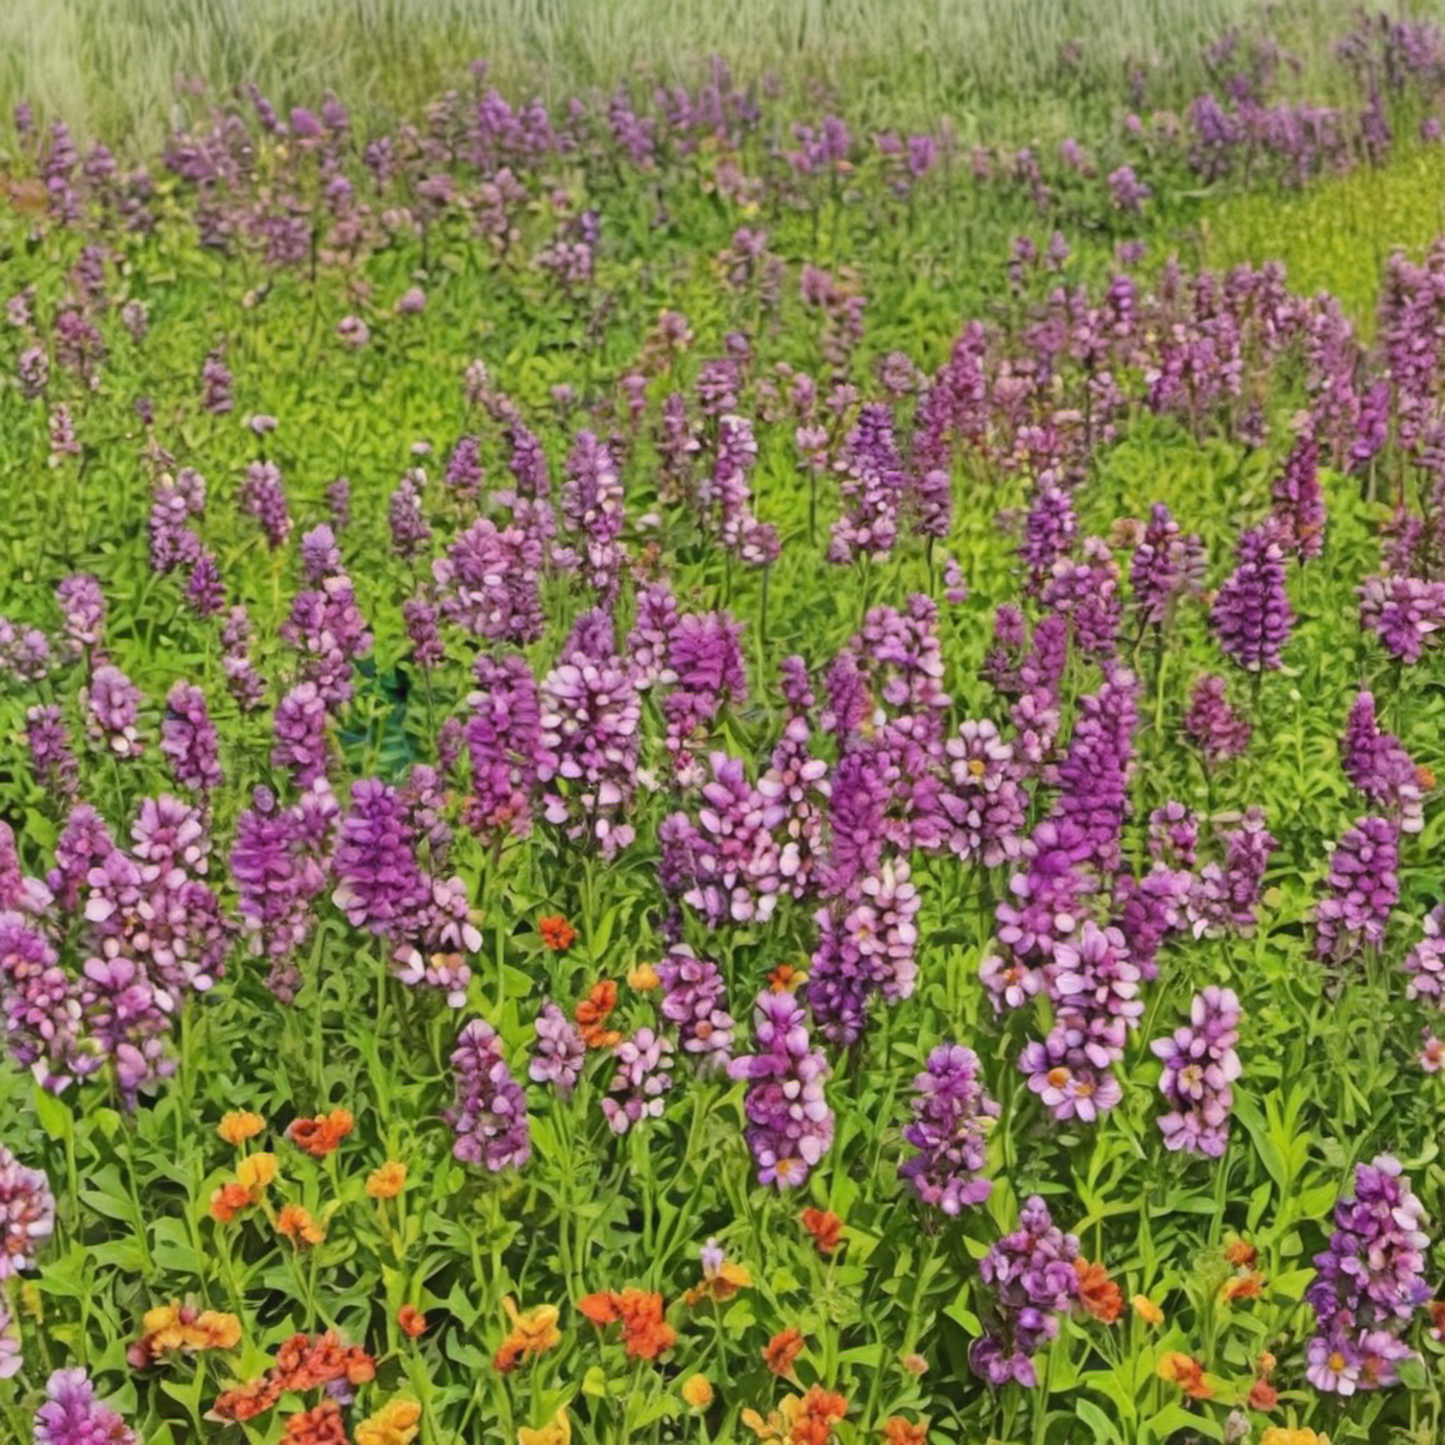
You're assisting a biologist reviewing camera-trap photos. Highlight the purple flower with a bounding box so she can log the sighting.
[1150,987,1242,1157]
[0,1293,17,1378]
[271,682,329,786]
[1130,502,1205,627]
[447,1017,530,1171]
[25,705,78,796]
[83,665,144,757]
[1185,807,1278,936]
[464,654,543,841]
[1358,573,1445,663]
[186,551,225,616]
[1304,1155,1430,1395]
[433,518,544,644]
[537,620,641,857]
[56,573,104,651]
[661,611,748,778]
[388,471,432,560]
[331,779,429,934]
[200,351,233,413]
[900,1044,998,1214]
[1050,668,1138,875]
[655,946,735,1068]
[971,1195,1080,1388]
[1314,817,1399,962]
[0,1146,54,1278]
[1270,432,1326,560]
[828,402,906,563]
[1211,528,1292,672]
[161,682,222,792]
[727,990,834,1188]
[941,719,1027,866]
[1341,692,1424,833]
[1403,908,1445,1005]
[1184,674,1252,764]
[239,460,292,549]
[600,1028,674,1133]
[530,1001,585,1097]
[34,1367,137,1445]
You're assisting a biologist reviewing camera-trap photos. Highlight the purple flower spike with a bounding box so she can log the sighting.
[447,1017,531,1171]
[1211,528,1292,672]
[1150,986,1242,1157]
[900,1043,998,1214]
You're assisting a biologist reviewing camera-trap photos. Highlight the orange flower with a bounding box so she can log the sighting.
[1131,1293,1164,1326]
[366,1161,408,1199]
[282,1400,348,1444]
[209,1181,251,1224]
[742,1387,847,1445]
[132,1303,242,1365]
[1248,1378,1279,1411]
[767,963,807,992]
[684,1244,753,1305]
[763,1327,806,1377]
[211,1332,375,1423]
[218,1111,265,1146]
[575,980,622,1048]
[277,1204,326,1246]
[577,1288,675,1359]
[1417,764,1437,792]
[397,1305,428,1338]
[287,1109,355,1158]
[681,1374,714,1408]
[799,1208,844,1255]
[627,962,660,991]
[539,915,576,951]
[1260,1430,1332,1445]
[882,1419,928,1445]
[1224,1237,1258,1268]
[1257,1351,1277,1378]
[1223,1271,1265,1302]
[355,1398,422,1445]
[494,1296,562,1372]
[1157,1352,1212,1400]
[1073,1258,1123,1323]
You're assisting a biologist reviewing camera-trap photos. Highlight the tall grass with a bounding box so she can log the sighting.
[0,0,1363,154]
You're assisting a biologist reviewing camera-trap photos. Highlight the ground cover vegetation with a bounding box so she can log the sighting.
[1,6,1445,1444]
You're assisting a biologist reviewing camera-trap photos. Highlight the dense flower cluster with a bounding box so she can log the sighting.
[899,1043,998,1214]
[447,1018,531,1171]
[1151,987,1242,1156]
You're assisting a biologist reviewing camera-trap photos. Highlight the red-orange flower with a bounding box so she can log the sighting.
[1248,1378,1279,1411]
[539,915,577,951]
[1073,1258,1123,1323]
[882,1419,928,1445]
[791,1387,848,1445]
[209,1181,251,1224]
[1224,1237,1258,1268]
[767,963,807,992]
[277,1204,326,1246]
[493,1297,562,1372]
[577,1288,675,1359]
[575,981,622,1049]
[281,1400,348,1444]
[397,1305,428,1338]
[1157,1352,1212,1401]
[763,1327,806,1377]
[210,1332,375,1423]
[800,1208,844,1255]
[1223,1271,1265,1302]
[287,1109,355,1158]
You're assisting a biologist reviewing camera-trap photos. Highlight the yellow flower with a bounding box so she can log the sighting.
[1260,1431,1331,1445]
[518,1407,571,1445]
[1131,1293,1164,1326]
[277,1203,326,1246]
[627,963,660,991]
[218,1111,265,1146]
[494,1296,563,1371]
[236,1152,278,1193]
[681,1374,713,1408]
[366,1161,408,1199]
[137,1303,242,1358]
[355,1398,422,1445]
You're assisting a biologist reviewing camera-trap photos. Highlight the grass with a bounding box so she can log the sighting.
[1201,139,1445,334]
[0,0,1365,156]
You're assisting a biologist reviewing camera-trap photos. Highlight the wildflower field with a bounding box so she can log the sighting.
[3,5,1445,1444]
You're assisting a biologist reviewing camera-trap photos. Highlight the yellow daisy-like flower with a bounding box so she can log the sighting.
[627,962,660,991]
[354,1398,422,1445]
[1131,1293,1164,1326]
[1260,1431,1331,1445]
[236,1152,278,1193]
[494,1296,563,1372]
[518,1407,571,1445]
[366,1161,408,1199]
[217,1111,265,1146]
[681,1374,713,1408]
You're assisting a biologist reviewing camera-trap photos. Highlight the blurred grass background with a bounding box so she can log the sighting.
[0,0,1366,151]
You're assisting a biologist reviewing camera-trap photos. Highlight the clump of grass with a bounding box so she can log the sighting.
[0,0,1359,155]
[1200,138,1445,334]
